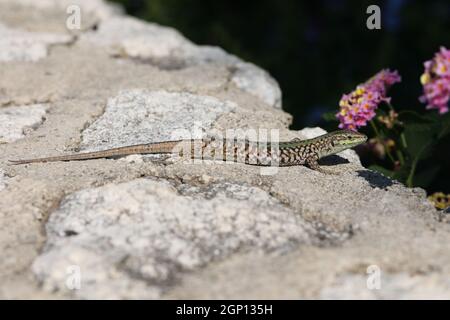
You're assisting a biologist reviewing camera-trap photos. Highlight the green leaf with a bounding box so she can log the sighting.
[413,165,440,189]
[368,164,409,185]
[375,108,388,117]
[322,111,338,122]
[368,165,394,178]
[392,165,410,182]
[401,110,440,161]
[399,110,436,123]
[403,125,436,160]
[438,112,450,138]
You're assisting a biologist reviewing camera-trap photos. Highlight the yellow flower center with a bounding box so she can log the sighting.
[355,87,365,95]
[420,73,430,85]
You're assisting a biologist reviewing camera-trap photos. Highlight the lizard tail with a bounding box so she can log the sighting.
[9,141,183,165]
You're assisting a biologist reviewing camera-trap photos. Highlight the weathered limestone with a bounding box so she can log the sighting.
[32,179,314,299]
[0,23,72,62]
[80,90,236,151]
[0,104,48,143]
[82,16,282,108]
[0,0,448,300]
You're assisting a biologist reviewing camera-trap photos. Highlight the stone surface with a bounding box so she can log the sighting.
[32,179,313,299]
[319,273,450,299]
[230,61,282,110]
[0,104,47,143]
[0,0,120,22]
[82,16,282,108]
[0,0,449,300]
[80,90,236,151]
[0,169,7,192]
[0,23,72,62]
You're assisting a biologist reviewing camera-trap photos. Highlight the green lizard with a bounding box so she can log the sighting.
[9,130,367,173]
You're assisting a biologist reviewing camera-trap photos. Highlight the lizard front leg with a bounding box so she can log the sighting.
[306,155,338,175]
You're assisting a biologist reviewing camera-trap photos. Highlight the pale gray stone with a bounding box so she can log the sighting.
[0,0,120,21]
[1,0,448,301]
[0,169,7,192]
[231,61,282,109]
[0,23,72,62]
[0,104,47,143]
[320,273,450,299]
[82,17,282,108]
[80,90,236,151]
[82,17,196,64]
[32,179,313,299]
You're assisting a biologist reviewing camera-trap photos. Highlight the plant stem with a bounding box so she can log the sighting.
[386,101,395,111]
[396,149,405,166]
[386,102,407,165]
[400,132,408,149]
[406,142,431,188]
[370,120,395,164]
[406,160,416,188]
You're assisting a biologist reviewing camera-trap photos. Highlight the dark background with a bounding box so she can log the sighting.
[109,0,450,192]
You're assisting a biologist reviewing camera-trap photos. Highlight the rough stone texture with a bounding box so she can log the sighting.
[0,169,7,192]
[0,23,72,62]
[319,273,450,299]
[0,0,449,300]
[80,90,236,151]
[32,179,313,299]
[0,104,47,143]
[0,0,120,22]
[82,16,282,108]
[230,62,282,110]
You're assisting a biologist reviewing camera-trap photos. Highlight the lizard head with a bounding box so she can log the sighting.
[327,129,367,155]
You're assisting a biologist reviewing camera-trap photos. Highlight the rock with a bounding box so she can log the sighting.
[80,90,236,152]
[320,273,450,299]
[0,0,449,300]
[0,23,72,62]
[0,104,47,143]
[0,0,120,22]
[82,17,198,65]
[83,17,281,108]
[230,61,282,109]
[32,179,313,299]
[0,169,7,192]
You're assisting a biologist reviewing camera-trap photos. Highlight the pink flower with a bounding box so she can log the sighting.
[336,69,401,131]
[419,47,450,114]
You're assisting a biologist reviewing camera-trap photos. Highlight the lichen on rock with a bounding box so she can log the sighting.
[79,90,236,152]
[32,179,314,299]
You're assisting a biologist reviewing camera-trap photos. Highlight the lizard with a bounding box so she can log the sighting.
[9,129,367,173]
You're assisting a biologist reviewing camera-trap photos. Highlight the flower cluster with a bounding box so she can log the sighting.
[419,47,450,114]
[336,69,401,131]
[366,137,395,160]
[377,110,400,129]
[428,192,450,210]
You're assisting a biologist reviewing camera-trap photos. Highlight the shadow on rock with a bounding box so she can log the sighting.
[357,169,394,189]
[319,155,349,166]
